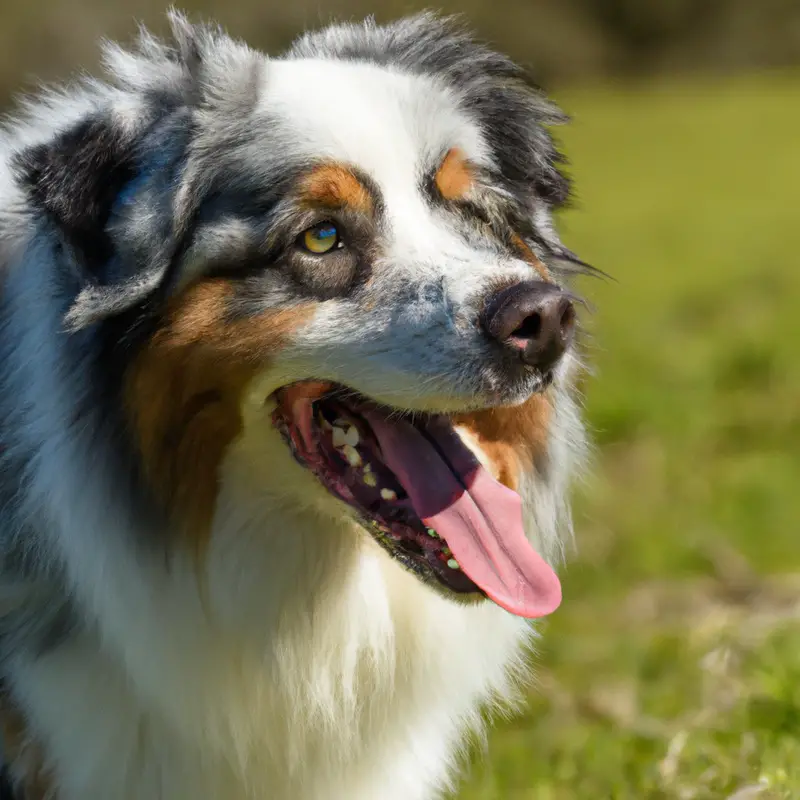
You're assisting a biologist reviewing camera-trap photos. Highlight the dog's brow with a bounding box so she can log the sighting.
[510,233,551,280]
[431,148,474,202]
[297,164,379,216]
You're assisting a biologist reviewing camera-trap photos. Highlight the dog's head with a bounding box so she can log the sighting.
[12,14,591,619]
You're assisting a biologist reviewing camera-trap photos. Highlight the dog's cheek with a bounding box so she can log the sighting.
[453,425,520,490]
[453,394,552,491]
[124,278,316,550]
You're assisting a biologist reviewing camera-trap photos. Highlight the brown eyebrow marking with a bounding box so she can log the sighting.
[299,164,374,215]
[434,147,474,201]
[432,149,551,282]
[510,232,551,281]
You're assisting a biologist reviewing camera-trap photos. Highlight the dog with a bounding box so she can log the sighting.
[0,11,591,799]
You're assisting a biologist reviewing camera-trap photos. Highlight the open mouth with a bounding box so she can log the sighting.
[271,381,561,619]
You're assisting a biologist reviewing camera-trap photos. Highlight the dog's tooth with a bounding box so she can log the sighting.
[363,463,373,474]
[342,445,362,467]
[442,546,451,556]
[446,558,460,570]
[380,488,397,501]
[331,427,348,448]
[426,528,438,538]
[343,426,360,447]
[363,471,377,487]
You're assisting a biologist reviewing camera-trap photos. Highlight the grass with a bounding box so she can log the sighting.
[456,72,800,799]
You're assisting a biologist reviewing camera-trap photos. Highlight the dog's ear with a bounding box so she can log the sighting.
[11,15,264,332]
[13,112,183,331]
[16,115,135,269]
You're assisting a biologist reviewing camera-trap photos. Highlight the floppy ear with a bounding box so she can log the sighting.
[13,112,180,331]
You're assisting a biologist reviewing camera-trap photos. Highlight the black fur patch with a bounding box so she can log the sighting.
[11,105,198,331]
[13,115,136,271]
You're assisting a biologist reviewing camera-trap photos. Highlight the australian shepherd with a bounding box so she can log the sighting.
[0,11,591,799]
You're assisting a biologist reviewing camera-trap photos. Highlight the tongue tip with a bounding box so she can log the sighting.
[483,576,562,619]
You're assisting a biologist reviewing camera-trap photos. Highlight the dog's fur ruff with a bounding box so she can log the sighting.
[0,12,589,799]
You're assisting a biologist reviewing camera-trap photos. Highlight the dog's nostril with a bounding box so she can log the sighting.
[511,312,542,341]
[481,280,576,372]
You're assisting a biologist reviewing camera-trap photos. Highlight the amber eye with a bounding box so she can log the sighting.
[300,222,341,254]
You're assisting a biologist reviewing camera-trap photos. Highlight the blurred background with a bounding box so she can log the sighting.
[2,1,799,797]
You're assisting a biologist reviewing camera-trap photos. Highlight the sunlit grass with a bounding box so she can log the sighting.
[457,73,800,799]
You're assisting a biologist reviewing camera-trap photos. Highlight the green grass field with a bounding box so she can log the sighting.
[456,73,800,800]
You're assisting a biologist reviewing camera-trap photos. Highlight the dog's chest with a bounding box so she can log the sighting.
[14,561,530,800]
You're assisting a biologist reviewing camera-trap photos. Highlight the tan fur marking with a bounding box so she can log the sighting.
[126,279,314,545]
[300,164,373,215]
[0,690,51,799]
[454,394,552,490]
[510,233,550,280]
[434,148,473,201]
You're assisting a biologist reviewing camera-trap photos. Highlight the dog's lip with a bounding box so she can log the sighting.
[270,380,333,451]
[272,380,334,405]
[269,369,556,419]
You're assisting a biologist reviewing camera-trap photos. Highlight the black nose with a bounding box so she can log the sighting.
[481,281,575,371]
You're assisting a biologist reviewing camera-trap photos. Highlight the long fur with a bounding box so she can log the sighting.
[0,12,588,799]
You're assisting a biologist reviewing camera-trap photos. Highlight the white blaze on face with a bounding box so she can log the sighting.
[261,58,496,272]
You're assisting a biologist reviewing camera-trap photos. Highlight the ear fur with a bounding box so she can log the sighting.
[10,12,265,332]
[14,115,136,269]
[12,113,180,331]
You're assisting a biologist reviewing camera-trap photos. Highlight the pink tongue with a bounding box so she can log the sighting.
[363,412,561,619]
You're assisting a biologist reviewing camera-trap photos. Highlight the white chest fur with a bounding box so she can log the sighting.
[14,544,530,800]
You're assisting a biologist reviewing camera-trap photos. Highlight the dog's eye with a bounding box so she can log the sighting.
[299,222,342,255]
